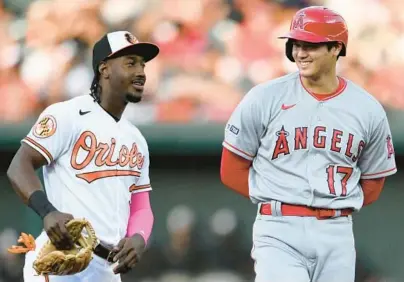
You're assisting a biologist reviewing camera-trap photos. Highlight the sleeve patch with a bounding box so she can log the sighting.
[226,124,240,136]
[33,115,57,138]
[386,135,394,159]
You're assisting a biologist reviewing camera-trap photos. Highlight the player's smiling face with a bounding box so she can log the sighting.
[291,40,341,79]
[108,55,147,104]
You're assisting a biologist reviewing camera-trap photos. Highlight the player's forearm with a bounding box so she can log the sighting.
[221,163,249,198]
[7,146,58,219]
[126,192,154,245]
[360,178,385,206]
[7,151,44,204]
[221,176,250,198]
[220,148,251,198]
[127,209,154,242]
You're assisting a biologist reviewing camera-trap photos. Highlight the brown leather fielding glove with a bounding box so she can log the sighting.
[8,219,98,277]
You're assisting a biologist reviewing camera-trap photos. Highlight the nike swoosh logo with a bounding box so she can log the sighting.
[281,104,296,110]
[79,110,91,115]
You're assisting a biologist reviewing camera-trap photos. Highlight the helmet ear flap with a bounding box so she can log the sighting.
[286,40,294,62]
[339,44,347,57]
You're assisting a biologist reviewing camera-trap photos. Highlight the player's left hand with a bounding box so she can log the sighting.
[112,234,146,274]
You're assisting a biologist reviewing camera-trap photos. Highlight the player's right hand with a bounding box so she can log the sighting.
[43,211,74,250]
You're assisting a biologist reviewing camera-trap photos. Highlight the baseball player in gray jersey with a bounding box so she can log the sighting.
[220,6,397,282]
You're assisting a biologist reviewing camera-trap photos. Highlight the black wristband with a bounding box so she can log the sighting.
[28,190,57,219]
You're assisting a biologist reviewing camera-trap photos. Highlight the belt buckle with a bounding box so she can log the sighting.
[96,241,116,263]
[106,250,115,263]
[315,209,335,219]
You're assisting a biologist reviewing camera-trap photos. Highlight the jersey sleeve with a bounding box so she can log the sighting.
[129,145,152,194]
[223,86,266,160]
[21,103,73,165]
[359,116,397,179]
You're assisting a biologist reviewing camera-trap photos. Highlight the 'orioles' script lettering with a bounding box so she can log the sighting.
[71,131,144,183]
[272,126,365,162]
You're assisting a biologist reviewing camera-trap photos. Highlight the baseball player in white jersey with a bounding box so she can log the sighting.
[7,31,160,281]
[220,6,397,282]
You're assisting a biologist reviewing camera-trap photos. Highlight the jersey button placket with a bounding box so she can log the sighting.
[316,102,323,121]
[114,124,122,242]
[306,104,323,203]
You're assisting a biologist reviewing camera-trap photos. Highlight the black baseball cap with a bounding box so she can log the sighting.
[92,31,160,74]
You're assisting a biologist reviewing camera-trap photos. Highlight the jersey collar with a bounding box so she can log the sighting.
[300,75,347,102]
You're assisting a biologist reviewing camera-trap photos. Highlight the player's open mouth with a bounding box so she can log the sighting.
[299,61,311,68]
[299,61,312,67]
[132,79,145,91]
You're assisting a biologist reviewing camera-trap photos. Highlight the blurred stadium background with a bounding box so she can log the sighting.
[0,0,403,281]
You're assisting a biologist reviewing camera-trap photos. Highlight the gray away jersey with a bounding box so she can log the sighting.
[223,72,397,211]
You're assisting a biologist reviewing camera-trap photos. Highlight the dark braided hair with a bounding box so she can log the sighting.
[90,74,101,103]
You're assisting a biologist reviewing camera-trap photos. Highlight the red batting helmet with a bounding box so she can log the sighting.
[278,6,348,62]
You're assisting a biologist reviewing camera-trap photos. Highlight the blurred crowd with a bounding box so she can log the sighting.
[0,0,404,125]
[0,205,396,282]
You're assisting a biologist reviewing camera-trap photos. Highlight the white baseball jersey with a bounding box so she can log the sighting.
[224,71,397,211]
[22,95,152,246]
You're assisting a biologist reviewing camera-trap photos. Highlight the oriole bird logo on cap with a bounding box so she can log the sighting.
[125,33,138,45]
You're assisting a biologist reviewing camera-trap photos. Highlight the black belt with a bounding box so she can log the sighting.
[94,243,116,263]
